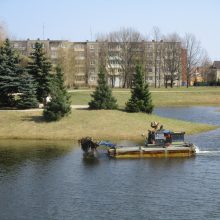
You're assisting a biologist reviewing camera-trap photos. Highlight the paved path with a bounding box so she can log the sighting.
[0,105,89,112]
[0,108,43,112]
[71,105,89,109]
[68,89,94,93]
[68,89,220,93]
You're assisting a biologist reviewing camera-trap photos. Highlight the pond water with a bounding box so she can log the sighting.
[154,106,220,126]
[0,107,220,220]
[155,106,220,151]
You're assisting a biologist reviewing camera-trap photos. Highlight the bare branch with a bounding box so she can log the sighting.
[182,33,203,87]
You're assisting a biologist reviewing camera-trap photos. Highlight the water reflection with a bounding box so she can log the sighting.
[82,157,100,166]
[0,139,75,173]
[0,107,220,220]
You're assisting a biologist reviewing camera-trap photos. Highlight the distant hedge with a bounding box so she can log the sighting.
[194,80,220,86]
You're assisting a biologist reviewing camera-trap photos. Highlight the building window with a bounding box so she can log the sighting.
[74,44,84,50]
[76,67,85,73]
[90,45,94,49]
[51,47,58,51]
[116,45,121,50]
[14,43,19,48]
[75,75,85,81]
[90,69,95,74]
[51,51,57,58]
[90,60,95,65]
[90,76,97,81]
[60,43,66,48]
[147,44,153,49]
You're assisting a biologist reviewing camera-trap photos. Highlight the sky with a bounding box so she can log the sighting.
[0,0,219,60]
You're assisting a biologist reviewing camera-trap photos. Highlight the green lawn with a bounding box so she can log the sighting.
[0,109,217,141]
[1,87,219,141]
[70,87,220,108]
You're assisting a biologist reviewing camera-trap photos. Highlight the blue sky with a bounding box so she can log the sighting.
[0,0,219,60]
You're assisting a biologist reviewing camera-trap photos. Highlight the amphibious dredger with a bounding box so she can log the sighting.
[107,130,196,158]
[79,122,196,159]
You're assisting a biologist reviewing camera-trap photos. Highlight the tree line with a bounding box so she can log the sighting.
[0,39,71,121]
[97,27,210,88]
[0,22,211,89]
[0,38,154,116]
[0,23,211,118]
[55,27,210,89]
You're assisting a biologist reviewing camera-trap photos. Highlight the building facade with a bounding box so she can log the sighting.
[211,61,220,82]
[11,39,187,87]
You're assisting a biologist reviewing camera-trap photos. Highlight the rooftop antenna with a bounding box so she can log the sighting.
[43,23,45,40]
[90,27,93,41]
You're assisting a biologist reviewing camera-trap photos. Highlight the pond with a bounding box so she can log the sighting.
[0,107,220,220]
[155,106,220,151]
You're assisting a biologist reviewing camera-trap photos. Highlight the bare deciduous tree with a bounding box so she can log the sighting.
[95,29,207,89]
[151,26,163,88]
[0,22,7,46]
[97,40,118,87]
[97,27,144,88]
[162,33,182,88]
[57,46,76,88]
[199,52,213,82]
[182,33,203,87]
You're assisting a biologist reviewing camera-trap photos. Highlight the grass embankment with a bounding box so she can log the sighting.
[1,87,219,141]
[0,110,216,141]
[70,87,220,108]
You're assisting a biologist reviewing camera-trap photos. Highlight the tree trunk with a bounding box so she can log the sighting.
[110,76,114,88]
[158,67,161,88]
[164,76,168,88]
[186,74,189,88]
[170,76,174,88]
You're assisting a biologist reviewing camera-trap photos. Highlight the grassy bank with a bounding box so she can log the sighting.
[0,109,216,141]
[70,87,220,108]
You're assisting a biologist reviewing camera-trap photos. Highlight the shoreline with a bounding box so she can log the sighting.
[0,109,217,142]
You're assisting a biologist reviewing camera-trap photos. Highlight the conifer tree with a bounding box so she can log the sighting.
[28,42,52,104]
[125,65,154,113]
[89,67,118,109]
[0,39,22,107]
[43,66,71,121]
[17,72,38,109]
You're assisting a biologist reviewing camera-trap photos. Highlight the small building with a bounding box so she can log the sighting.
[190,67,205,85]
[212,61,220,81]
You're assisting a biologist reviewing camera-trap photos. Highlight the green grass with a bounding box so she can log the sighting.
[0,110,217,141]
[1,87,219,141]
[70,87,220,108]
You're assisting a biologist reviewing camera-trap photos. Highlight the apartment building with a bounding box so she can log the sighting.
[211,61,220,81]
[11,39,186,87]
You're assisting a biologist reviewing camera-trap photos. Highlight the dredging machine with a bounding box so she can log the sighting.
[79,122,196,159]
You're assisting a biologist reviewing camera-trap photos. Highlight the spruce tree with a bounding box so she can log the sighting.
[125,65,154,113]
[89,67,118,109]
[28,42,52,104]
[0,39,22,107]
[17,72,38,109]
[43,66,71,121]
